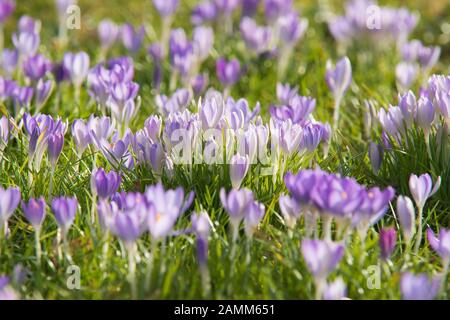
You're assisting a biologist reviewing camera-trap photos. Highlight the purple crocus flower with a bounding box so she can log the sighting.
[63,52,90,87]
[12,31,40,57]
[418,46,440,71]
[279,194,301,228]
[121,24,145,53]
[229,154,250,189]
[416,96,435,135]
[398,90,417,127]
[379,227,396,260]
[220,187,254,231]
[1,49,18,77]
[192,211,212,266]
[277,13,308,46]
[111,209,146,245]
[92,167,121,199]
[36,79,53,107]
[323,277,347,300]
[18,15,39,33]
[0,0,15,23]
[400,272,441,300]
[22,197,46,231]
[241,0,260,17]
[12,85,34,109]
[0,187,21,226]
[240,17,272,55]
[193,26,214,62]
[244,200,265,237]
[276,83,298,105]
[191,1,217,25]
[23,54,52,82]
[216,58,241,87]
[191,73,208,97]
[325,56,352,103]
[395,62,418,92]
[98,19,120,50]
[0,115,9,147]
[47,132,64,165]
[264,0,292,22]
[52,196,77,236]
[153,0,179,17]
[427,228,450,266]
[408,173,441,213]
[368,142,383,174]
[301,239,344,281]
[214,0,240,15]
[0,276,18,300]
[71,119,90,155]
[396,195,415,245]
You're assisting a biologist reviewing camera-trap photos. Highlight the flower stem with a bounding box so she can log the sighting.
[413,207,423,255]
[127,243,137,299]
[35,230,42,267]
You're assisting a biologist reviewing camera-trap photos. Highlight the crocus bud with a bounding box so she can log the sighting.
[244,200,265,237]
[121,24,145,53]
[193,26,214,62]
[63,51,90,87]
[93,167,121,199]
[408,173,441,213]
[416,96,435,135]
[325,56,352,102]
[0,187,21,226]
[220,188,254,231]
[216,58,241,87]
[379,227,396,260]
[368,142,383,174]
[23,54,52,82]
[398,90,417,127]
[229,154,250,189]
[98,19,119,50]
[400,272,441,300]
[395,62,418,92]
[396,195,415,244]
[0,0,15,24]
[12,31,40,57]
[0,115,9,147]
[22,197,46,231]
[192,211,212,266]
[153,0,179,17]
[52,196,77,236]
[47,132,64,165]
[418,46,440,71]
[278,194,301,228]
[71,119,90,155]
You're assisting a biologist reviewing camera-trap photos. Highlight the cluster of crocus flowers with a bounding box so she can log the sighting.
[284,168,395,243]
[328,0,418,50]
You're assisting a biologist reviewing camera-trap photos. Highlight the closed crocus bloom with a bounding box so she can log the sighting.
[63,52,90,87]
[408,173,440,213]
[244,200,265,237]
[400,39,422,62]
[368,142,383,174]
[147,203,178,240]
[278,13,308,46]
[153,0,179,17]
[240,17,272,54]
[216,58,241,87]
[379,227,396,260]
[0,0,15,23]
[427,228,450,266]
[395,62,418,92]
[47,132,64,165]
[279,194,301,228]
[191,73,208,97]
[301,239,344,281]
[36,79,53,107]
[18,15,39,33]
[229,154,250,189]
[242,0,259,17]
[52,196,77,236]
[23,54,52,82]
[1,49,18,77]
[323,277,347,300]
[0,115,9,146]
[398,90,417,126]
[418,46,440,71]
[121,24,145,53]
[193,26,214,62]
[325,56,352,102]
[400,272,441,300]
[98,19,119,50]
[396,195,415,244]
[416,96,435,134]
[22,197,46,230]
[0,187,21,225]
[220,187,254,230]
[192,211,212,266]
[93,167,121,199]
[436,91,449,119]
[199,92,223,129]
[112,210,145,245]
[71,119,90,155]
[12,31,40,56]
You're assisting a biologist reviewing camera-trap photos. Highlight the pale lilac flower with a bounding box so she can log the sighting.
[35,79,53,107]
[22,54,52,82]
[276,83,298,105]
[427,228,450,266]
[279,194,301,228]
[153,0,179,17]
[22,197,46,231]
[396,62,418,92]
[1,49,18,77]
[0,276,19,300]
[264,0,292,22]
[396,195,415,244]
[325,56,352,102]
[47,132,64,165]
[301,239,344,281]
[241,0,259,17]
[111,208,147,244]
[71,119,90,155]
[199,91,224,129]
[379,227,396,260]
[121,24,145,53]
[418,46,440,71]
[240,17,272,54]
[52,196,77,236]
[401,40,422,62]
[400,272,441,300]
[192,211,212,266]
[216,58,241,87]
[277,13,308,46]
[220,187,254,230]
[416,96,435,134]
[229,154,250,189]
[398,90,417,127]
[0,115,9,148]
[323,277,347,300]
[191,73,208,97]
[408,173,441,213]
[244,200,265,237]
[214,0,240,15]
[12,31,40,57]
[0,187,21,226]
[63,52,90,87]
[191,1,217,25]
[98,19,120,50]
[193,26,214,62]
